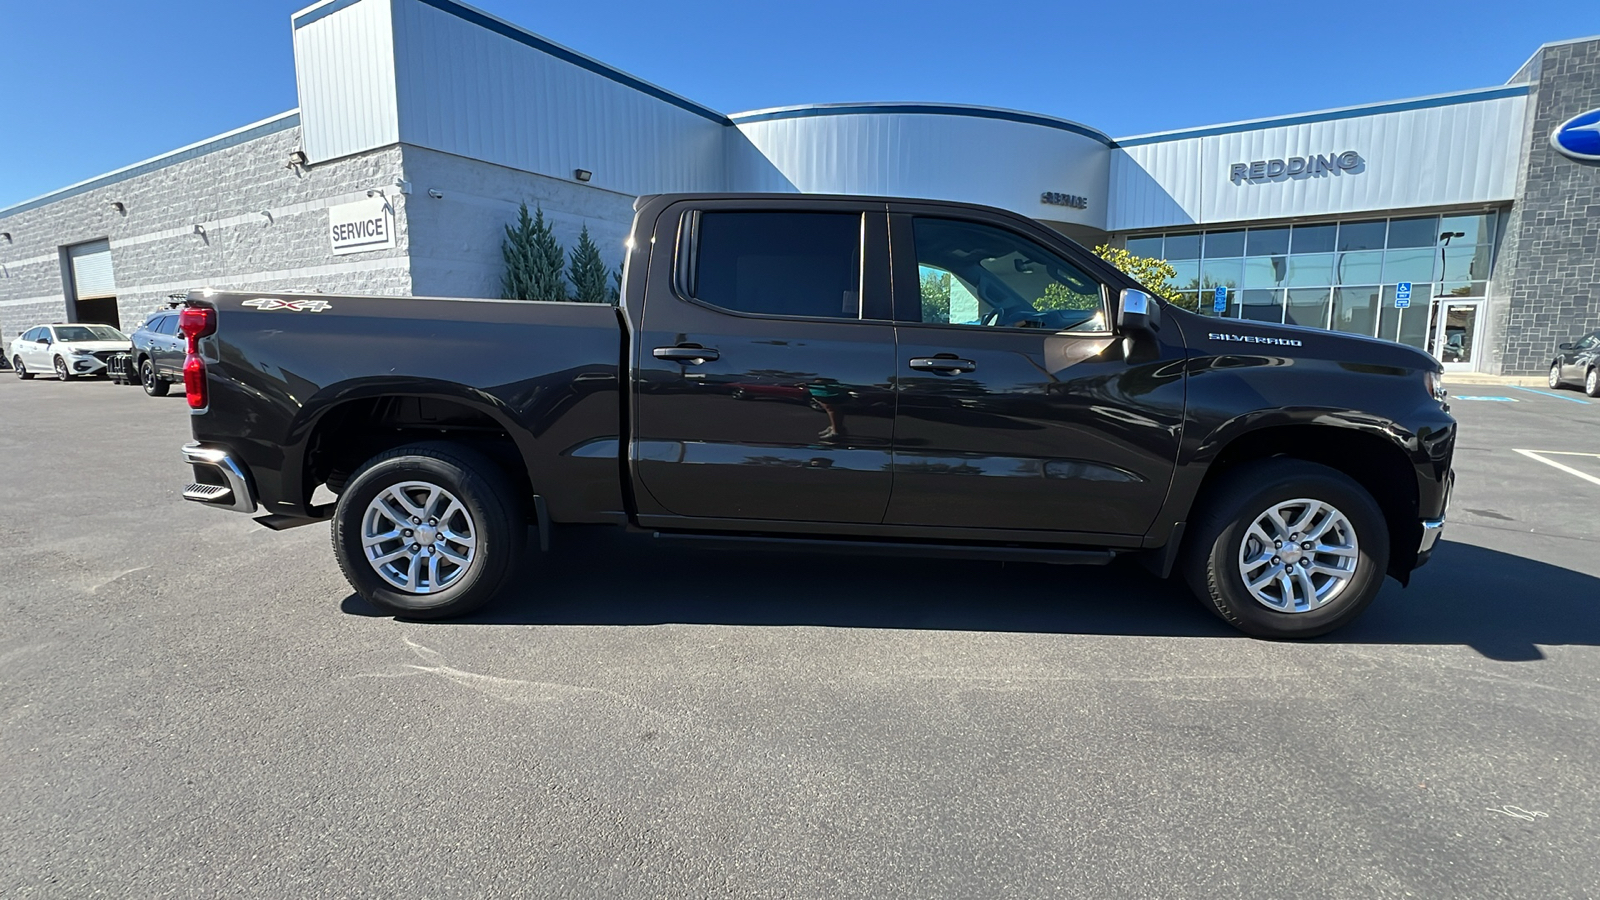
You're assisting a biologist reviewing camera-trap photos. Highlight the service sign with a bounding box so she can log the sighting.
[328,197,395,255]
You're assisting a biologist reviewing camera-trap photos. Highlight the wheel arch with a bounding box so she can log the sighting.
[1185,422,1422,584]
[290,381,538,517]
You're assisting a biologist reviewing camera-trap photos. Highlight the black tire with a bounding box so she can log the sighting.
[332,443,524,619]
[13,356,32,380]
[1587,367,1600,399]
[54,356,71,381]
[1549,361,1564,390]
[1182,459,1390,639]
[140,359,169,396]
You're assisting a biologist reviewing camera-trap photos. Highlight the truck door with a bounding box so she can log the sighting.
[631,200,897,524]
[885,208,1186,537]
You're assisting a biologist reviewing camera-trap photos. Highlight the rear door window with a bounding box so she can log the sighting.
[690,212,862,319]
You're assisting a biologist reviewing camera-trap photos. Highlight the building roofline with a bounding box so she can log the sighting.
[0,110,302,221]
[1507,33,1600,84]
[729,102,1115,146]
[292,0,731,125]
[1114,84,1530,147]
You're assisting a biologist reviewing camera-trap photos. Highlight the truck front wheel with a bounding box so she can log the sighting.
[1182,459,1389,639]
[332,443,523,619]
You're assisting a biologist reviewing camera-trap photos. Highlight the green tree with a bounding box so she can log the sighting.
[500,203,567,301]
[1036,281,1101,311]
[608,268,623,305]
[567,225,611,304]
[919,269,951,323]
[1092,244,1193,311]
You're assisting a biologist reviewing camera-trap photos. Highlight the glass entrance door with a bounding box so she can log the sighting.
[1433,300,1483,371]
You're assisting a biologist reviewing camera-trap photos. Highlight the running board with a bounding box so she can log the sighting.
[651,532,1116,566]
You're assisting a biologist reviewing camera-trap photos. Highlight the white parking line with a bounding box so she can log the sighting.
[1513,449,1600,487]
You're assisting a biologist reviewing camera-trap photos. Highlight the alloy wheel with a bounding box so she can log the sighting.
[360,481,478,594]
[1237,497,1360,613]
[54,357,69,380]
[1549,363,1562,389]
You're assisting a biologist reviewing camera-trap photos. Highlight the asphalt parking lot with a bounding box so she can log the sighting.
[2,373,1597,899]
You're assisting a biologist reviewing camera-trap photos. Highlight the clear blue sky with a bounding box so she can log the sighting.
[1,0,1594,209]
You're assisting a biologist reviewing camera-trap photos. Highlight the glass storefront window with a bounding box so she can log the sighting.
[1291,224,1336,253]
[1165,233,1201,260]
[1440,211,1496,246]
[1383,248,1437,284]
[1337,220,1387,252]
[1200,257,1242,289]
[1440,244,1493,282]
[1246,227,1290,256]
[1284,253,1333,287]
[1334,250,1384,285]
[1169,259,1200,291]
[1437,280,1487,298]
[1379,285,1431,350]
[1203,230,1245,258]
[1386,216,1438,249]
[1239,289,1284,323]
[1285,288,1331,328]
[1242,256,1288,289]
[1125,236,1163,258]
[1332,286,1380,336]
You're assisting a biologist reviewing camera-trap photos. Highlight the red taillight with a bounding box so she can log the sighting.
[179,307,217,410]
[184,353,208,409]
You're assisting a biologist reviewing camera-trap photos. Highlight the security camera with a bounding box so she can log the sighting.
[428,188,444,199]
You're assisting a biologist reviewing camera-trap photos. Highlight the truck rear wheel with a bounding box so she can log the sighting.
[332,443,523,619]
[1182,459,1389,639]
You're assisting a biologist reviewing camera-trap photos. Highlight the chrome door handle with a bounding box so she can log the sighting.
[653,345,720,364]
[909,356,976,373]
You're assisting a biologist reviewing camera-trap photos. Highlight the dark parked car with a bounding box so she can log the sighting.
[129,309,187,396]
[177,193,1456,640]
[1548,330,1600,396]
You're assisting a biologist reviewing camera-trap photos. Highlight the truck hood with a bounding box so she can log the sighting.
[60,340,134,353]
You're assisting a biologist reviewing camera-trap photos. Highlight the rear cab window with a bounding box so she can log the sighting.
[688,212,864,320]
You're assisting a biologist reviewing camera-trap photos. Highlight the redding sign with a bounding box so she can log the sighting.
[1229,151,1362,183]
[329,197,395,255]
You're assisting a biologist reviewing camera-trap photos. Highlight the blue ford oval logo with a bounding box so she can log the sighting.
[1551,108,1600,161]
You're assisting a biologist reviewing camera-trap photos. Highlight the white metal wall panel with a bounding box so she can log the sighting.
[1109,94,1527,230]
[68,240,116,299]
[730,112,1112,230]
[293,0,400,162]
[388,0,727,196]
[1108,139,1204,231]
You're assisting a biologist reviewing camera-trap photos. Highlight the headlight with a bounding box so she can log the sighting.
[1423,370,1447,403]
[71,346,99,356]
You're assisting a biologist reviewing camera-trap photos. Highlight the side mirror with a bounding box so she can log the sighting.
[1559,342,1575,351]
[39,337,51,346]
[1117,288,1160,334]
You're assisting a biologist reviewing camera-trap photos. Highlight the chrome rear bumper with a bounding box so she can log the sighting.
[181,442,257,513]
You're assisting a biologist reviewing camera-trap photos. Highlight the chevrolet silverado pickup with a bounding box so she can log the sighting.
[178,193,1455,638]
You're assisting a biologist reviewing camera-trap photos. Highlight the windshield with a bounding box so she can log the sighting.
[54,325,126,342]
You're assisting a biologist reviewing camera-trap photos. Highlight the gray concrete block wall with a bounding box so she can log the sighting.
[1494,38,1600,374]
[0,123,412,345]
[401,145,635,300]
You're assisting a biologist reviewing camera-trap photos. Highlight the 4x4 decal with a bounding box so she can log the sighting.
[242,298,332,312]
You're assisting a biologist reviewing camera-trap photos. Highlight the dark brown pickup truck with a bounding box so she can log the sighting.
[179,193,1455,638]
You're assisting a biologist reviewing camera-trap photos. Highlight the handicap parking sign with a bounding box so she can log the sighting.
[1213,286,1228,312]
[1395,282,1412,308]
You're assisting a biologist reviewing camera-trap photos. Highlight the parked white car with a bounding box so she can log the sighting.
[9,324,132,380]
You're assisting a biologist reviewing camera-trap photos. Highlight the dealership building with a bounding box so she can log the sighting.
[1,0,1596,374]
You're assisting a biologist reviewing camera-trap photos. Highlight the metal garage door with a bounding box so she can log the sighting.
[68,240,116,299]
